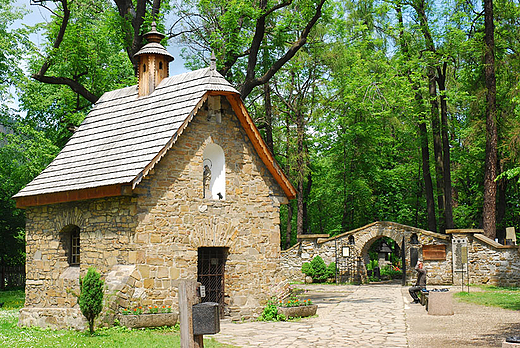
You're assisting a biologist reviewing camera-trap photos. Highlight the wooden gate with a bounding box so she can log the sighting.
[197,247,227,313]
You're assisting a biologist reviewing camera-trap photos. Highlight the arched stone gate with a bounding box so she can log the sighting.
[281,221,520,286]
[281,221,452,285]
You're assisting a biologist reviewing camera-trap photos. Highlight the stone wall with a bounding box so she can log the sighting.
[450,232,520,287]
[281,222,520,288]
[281,222,452,286]
[20,95,288,329]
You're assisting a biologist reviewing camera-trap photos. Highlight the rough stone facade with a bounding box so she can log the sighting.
[281,222,520,287]
[19,96,288,329]
[450,232,520,286]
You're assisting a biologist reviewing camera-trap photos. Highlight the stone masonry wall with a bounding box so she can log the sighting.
[451,233,520,287]
[281,222,453,285]
[20,95,288,329]
[281,222,520,288]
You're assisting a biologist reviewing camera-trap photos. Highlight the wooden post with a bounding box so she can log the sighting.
[179,280,204,348]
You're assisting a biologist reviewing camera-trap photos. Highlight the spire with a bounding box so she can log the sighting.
[134,23,174,97]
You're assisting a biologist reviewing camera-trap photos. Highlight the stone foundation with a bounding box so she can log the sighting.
[19,308,86,330]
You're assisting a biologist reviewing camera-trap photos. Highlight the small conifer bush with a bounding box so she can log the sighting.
[79,267,104,334]
[301,255,336,283]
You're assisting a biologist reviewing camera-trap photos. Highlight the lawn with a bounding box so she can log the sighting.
[454,285,520,311]
[0,290,235,348]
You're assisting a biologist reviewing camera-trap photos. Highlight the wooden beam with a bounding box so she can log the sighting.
[445,229,484,234]
[14,184,132,208]
[297,234,330,239]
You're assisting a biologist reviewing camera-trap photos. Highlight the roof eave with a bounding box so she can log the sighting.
[14,184,133,209]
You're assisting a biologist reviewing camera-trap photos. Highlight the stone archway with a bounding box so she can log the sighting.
[337,222,450,284]
[281,221,451,285]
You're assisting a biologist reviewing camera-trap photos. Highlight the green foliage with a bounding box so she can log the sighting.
[257,298,286,321]
[79,267,104,335]
[0,289,25,309]
[380,265,402,279]
[19,0,136,147]
[301,256,335,283]
[0,121,59,266]
[366,260,378,271]
[327,262,336,279]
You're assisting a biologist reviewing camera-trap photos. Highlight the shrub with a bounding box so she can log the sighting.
[366,259,379,271]
[301,256,335,283]
[380,265,402,279]
[257,298,285,321]
[79,267,104,334]
[327,262,336,279]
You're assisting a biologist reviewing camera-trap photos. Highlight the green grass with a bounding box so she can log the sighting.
[454,285,520,311]
[0,290,235,348]
[0,288,25,309]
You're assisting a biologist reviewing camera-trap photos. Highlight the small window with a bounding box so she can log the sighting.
[143,64,146,72]
[159,61,163,70]
[70,226,80,266]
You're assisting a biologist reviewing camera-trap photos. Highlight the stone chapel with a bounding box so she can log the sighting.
[13,25,296,329]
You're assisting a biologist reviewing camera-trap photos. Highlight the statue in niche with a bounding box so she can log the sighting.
[203,160,212,199]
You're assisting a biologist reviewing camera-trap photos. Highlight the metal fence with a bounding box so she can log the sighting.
[0,265,25,290]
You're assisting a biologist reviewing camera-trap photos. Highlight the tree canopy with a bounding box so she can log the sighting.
[1,0,519,267]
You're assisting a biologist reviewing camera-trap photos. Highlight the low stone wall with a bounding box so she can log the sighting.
[281,222,520,287]
[450,232,520,287]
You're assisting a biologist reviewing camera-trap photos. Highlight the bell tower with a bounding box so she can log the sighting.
[134,22,174,97]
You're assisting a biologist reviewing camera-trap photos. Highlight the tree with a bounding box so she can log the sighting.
[482,0,498,239]
[79,267,104,334]
[174,0,328,99]
[20,0,137,147]
[0,122,58,266]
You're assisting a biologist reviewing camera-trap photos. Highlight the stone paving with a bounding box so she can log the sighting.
[214,283,409,347]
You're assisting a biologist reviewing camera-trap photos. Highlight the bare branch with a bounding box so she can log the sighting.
[31,74,99,104]
[240,0,326,98]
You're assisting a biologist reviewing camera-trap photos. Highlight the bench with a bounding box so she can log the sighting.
[420,290,429,307]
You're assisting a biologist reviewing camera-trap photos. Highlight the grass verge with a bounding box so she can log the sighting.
[454,285,520,311]
[0,290,235,348]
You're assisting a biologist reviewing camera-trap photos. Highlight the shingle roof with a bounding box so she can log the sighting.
[14,67,237,198]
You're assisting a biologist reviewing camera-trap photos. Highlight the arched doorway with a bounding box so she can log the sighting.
[362,236,403,283]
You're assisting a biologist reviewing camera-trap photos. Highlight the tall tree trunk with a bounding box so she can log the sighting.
[341,126,350,232]
[497,175,507,242]
[483,0,498,239]
[263,82,274,154]
[437,63,454,230]
[303,171,312,233]
[419,120,438,232]
[284,108,293,249]
[296,110,305,236]
[414,0,445,232]
[396,4,436,231]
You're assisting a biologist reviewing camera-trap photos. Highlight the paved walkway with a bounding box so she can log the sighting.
[214,283,409,347]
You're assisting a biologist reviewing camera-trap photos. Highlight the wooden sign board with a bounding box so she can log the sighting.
[423,244,446,261]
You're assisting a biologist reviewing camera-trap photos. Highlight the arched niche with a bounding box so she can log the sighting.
[203,143,225,200]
